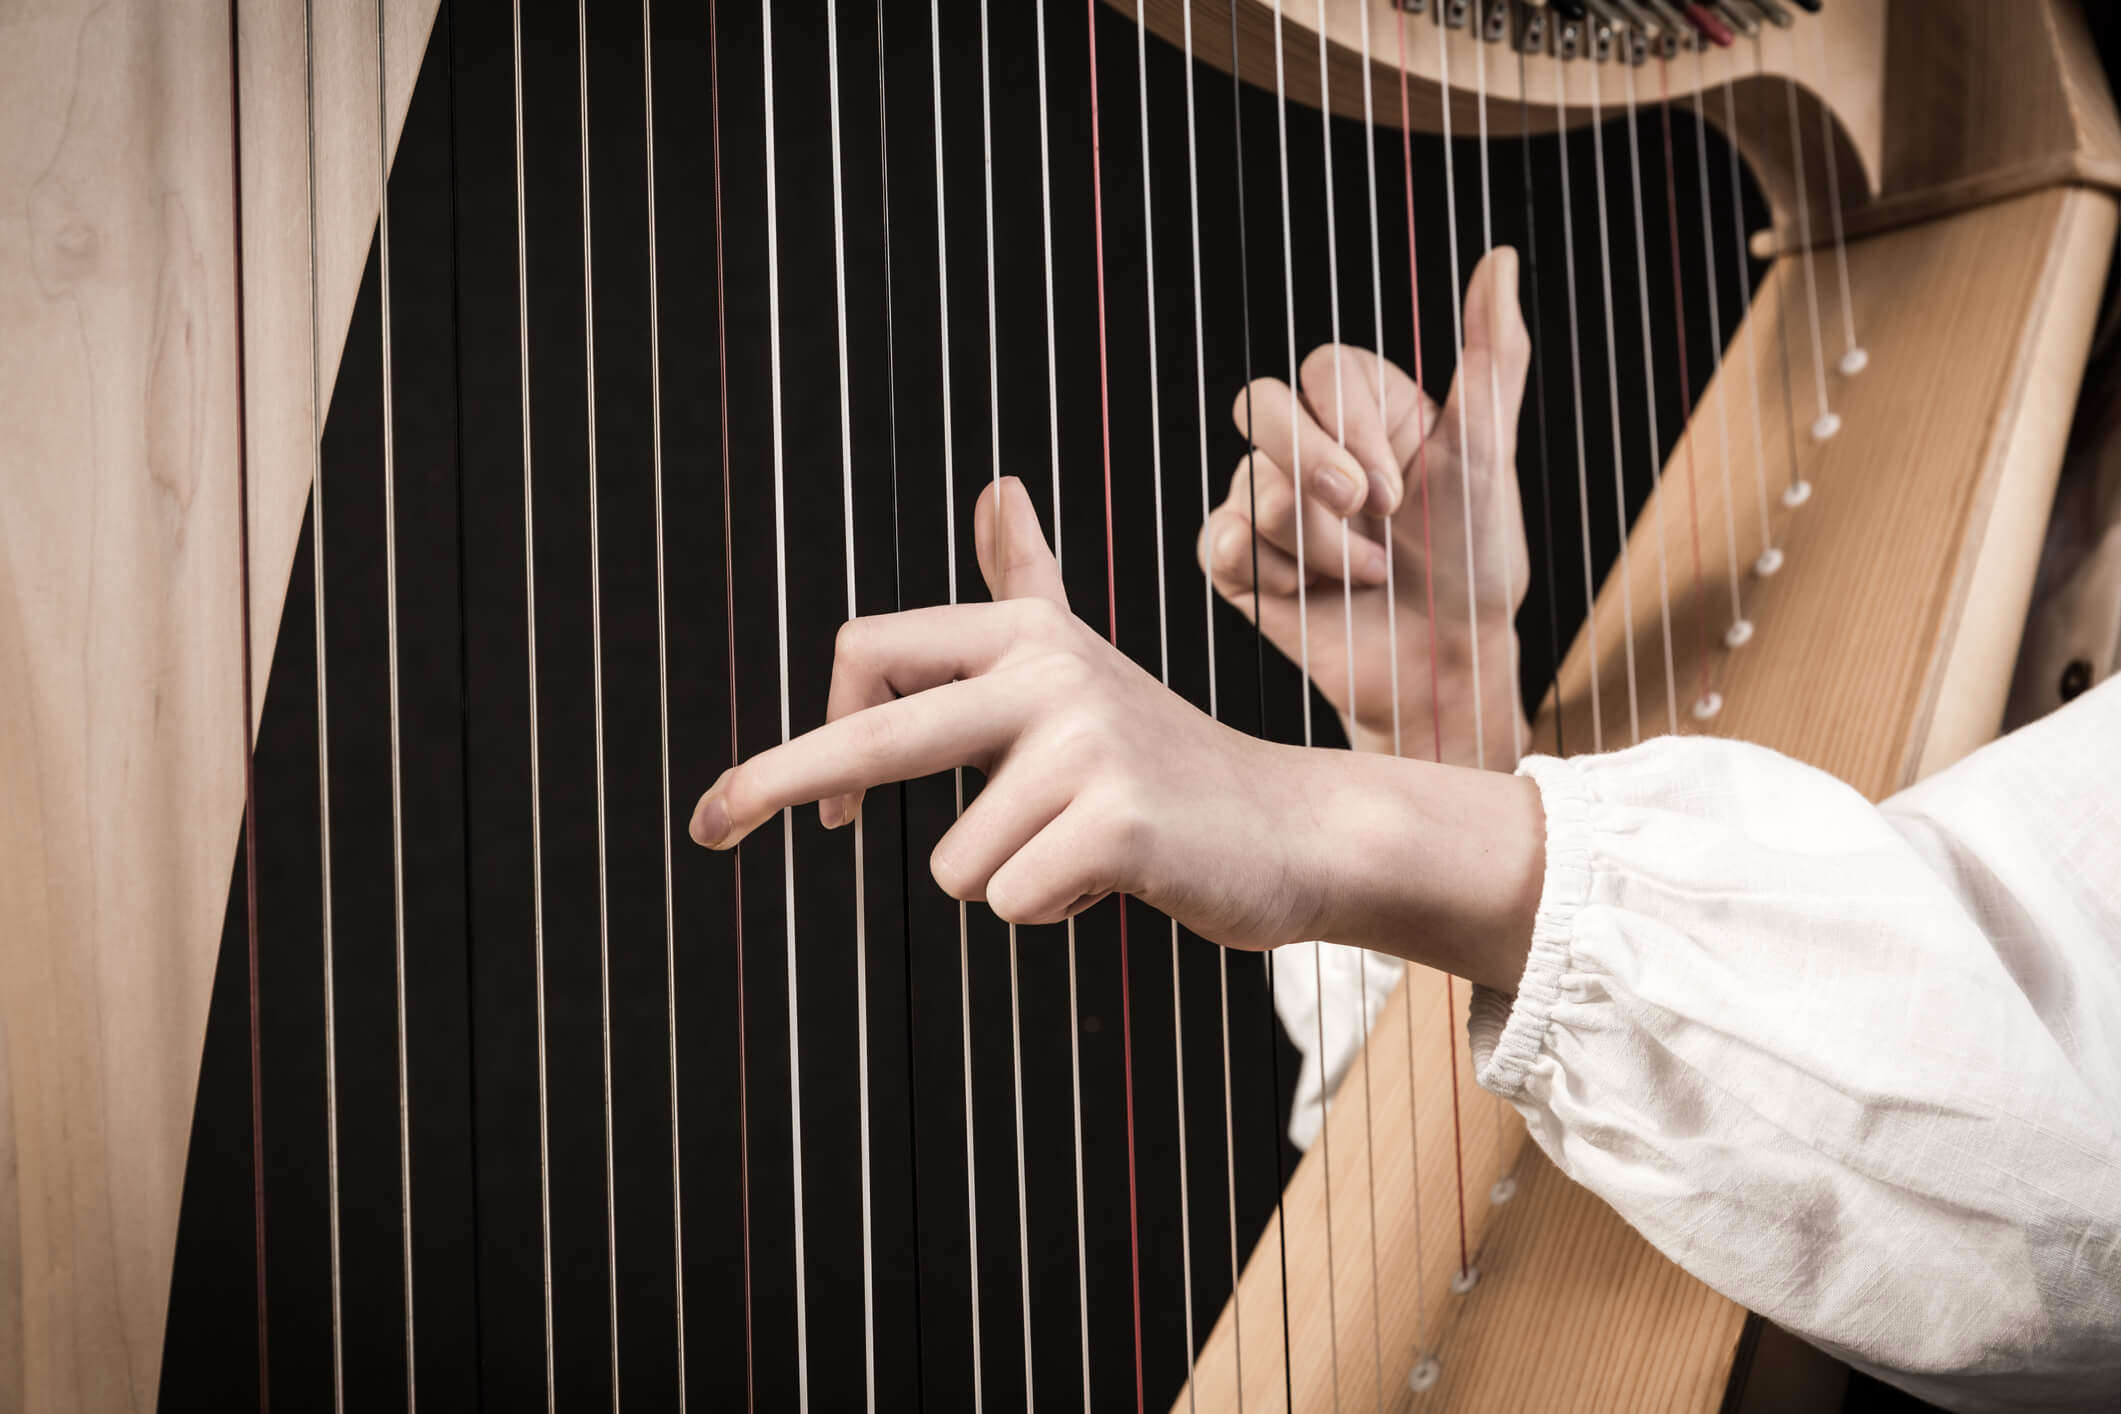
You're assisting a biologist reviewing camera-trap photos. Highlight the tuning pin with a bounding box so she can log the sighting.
[1437,0,1474,30]
[1682,2,1735,46]
[1712,1,1761,38]
[1749,0,1798,28]
[1479,0,1511,43]
[1516,3,1552,55]
[1643,0,1700,49]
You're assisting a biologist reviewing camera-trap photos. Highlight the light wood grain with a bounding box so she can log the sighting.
[0,1,437,1406]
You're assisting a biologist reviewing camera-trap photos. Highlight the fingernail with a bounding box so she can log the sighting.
[1366,469,1399,516]
[1320,462,1364,514]
[690,795,729,849]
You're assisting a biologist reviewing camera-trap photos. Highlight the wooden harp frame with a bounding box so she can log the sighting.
[1,1,2116,1410]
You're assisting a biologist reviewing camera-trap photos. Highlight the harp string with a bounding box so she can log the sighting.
[757,0,811,1403]
[1431,13,1479,1285]
[509,0,560,1405]
[637,0,690,1402]
[569,0,626,1398]
[870,0,927,1400]
[1348,1,1392,1403]
[1222,3,1298,1405]
[299,0,348,1402]
[1762,38,1811,506]
[819,0,877,1404]
[1081,6,1151,1408]
[1393,3,1446,1377]
[1025,2,1095,1403]
[1121,2,1203,1404]
[223,0,268,1400]
[1778,59,1837,441]
[1174,0,1245,1404]
[1518,43,1568,760]
[371,0,420,1398]
[1808,21,1866,374]
[1652,59,1715,717]
[1618,60,1682,737]
[1266,3,1343,1404]
[1470,18,1519,1206]
[1555,48,1607,757]
[962,1,1035,1404]
[919,0,985,1402]
[1690,50,1752,642]
[1721,65,1782,574]
[704,0,757,1404]
[1586,58,1646,745]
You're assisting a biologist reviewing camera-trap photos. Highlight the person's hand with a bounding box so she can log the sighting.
[687,476,1545,988]
[1200,246,1531,767]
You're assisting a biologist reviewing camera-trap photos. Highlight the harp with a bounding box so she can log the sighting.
[2,1,2112,1411]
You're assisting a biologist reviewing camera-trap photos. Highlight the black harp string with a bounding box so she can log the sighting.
[442,0,496,1397]
[372,0,421,1400]
[921,0,986,1404]
[969,0,1035,1401]
[757,0,812,1404]
[872,0,929,1402]
[705,0,758,1405]
[222,0,268,1403]
[1518,42,1566,760]
[637,0,690,1402]
[506,0,561,1404]
[819,0,879,1404]
[569,0,625,1398]
[1025,2,1094,1404]
[298,0,348,1403]
[1223,0,1299,1406]
[1267,3,1342,1406]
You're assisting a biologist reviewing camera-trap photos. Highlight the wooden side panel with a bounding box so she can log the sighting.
[0,1,437,1406]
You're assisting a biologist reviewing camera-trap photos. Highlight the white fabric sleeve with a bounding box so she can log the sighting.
[1470,677,2121,1414]
[1273,941,1403,1151]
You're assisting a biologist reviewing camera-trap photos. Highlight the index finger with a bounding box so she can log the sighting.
[689,674,1025,851]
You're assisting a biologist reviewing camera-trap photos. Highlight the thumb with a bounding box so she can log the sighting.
[1439,246,1532,468]
[975,476,1068,607]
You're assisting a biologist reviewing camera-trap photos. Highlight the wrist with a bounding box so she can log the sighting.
[1344,627,1530,769]
[1293,749,1544,993]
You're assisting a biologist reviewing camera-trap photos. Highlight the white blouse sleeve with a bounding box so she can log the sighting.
[1470,677,2121,1414]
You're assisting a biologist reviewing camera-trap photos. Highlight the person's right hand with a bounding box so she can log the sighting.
[1199,247,1532,767]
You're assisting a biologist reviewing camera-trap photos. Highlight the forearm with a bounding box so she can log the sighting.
[1289,744,1544,993]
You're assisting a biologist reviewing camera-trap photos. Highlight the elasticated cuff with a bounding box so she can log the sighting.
[1468,754,1594,1100]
